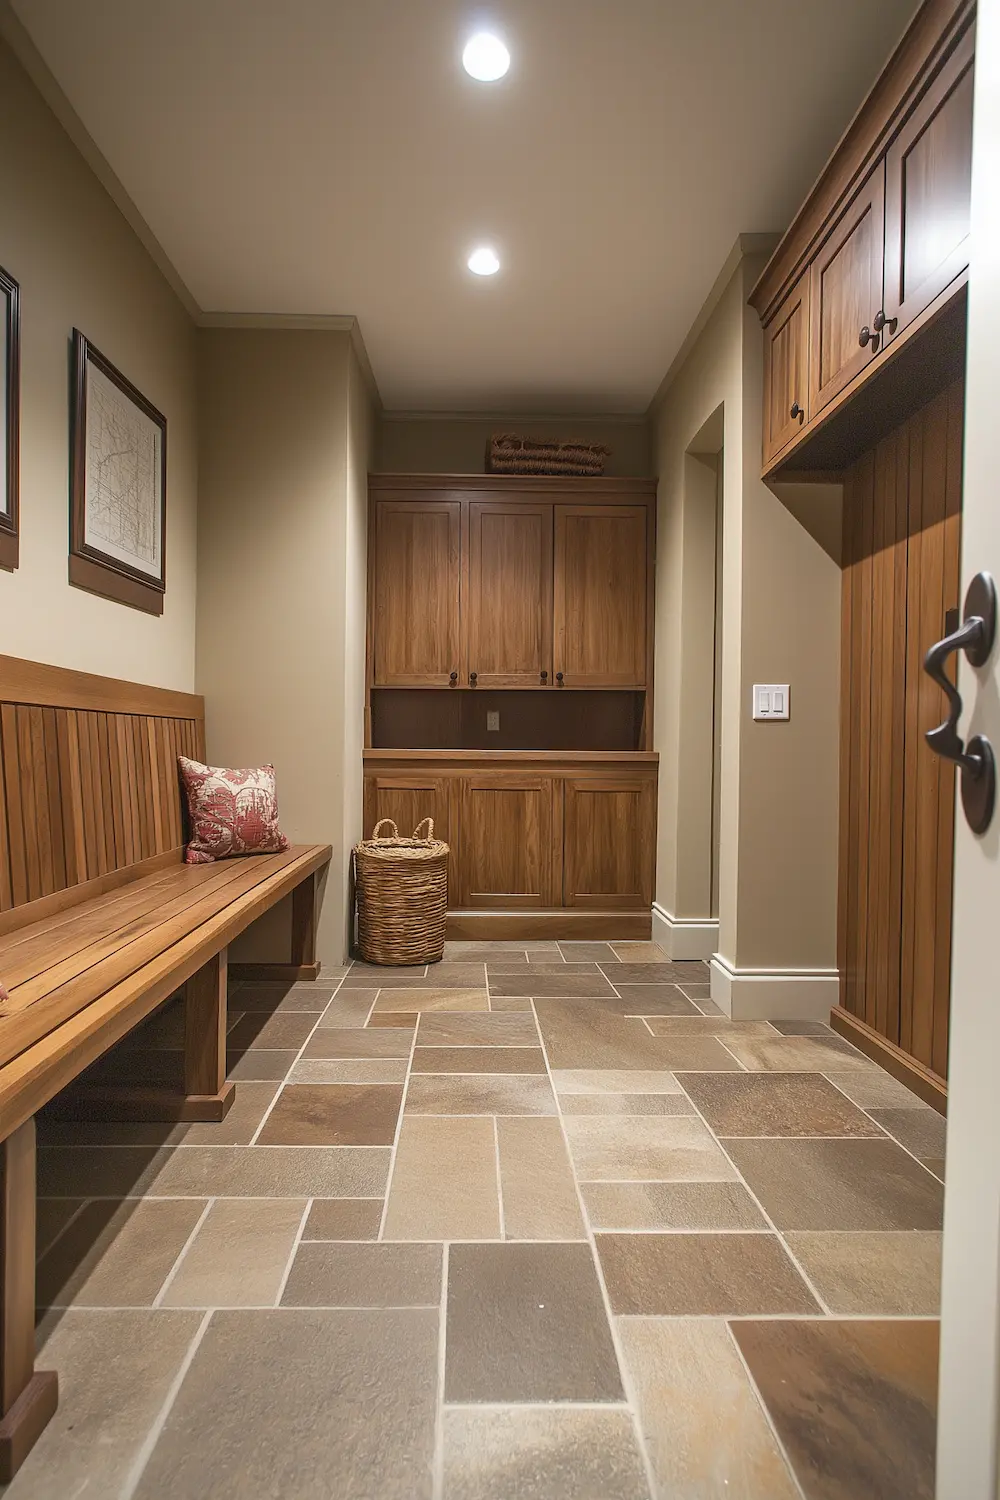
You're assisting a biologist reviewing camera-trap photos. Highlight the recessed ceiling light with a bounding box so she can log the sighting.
[462,32,510,82]
[468,246,501,276]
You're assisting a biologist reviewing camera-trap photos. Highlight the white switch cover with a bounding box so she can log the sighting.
[753,684,790,720]
[486,711,501,732]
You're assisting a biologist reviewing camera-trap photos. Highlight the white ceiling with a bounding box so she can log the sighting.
[12,0,918,413]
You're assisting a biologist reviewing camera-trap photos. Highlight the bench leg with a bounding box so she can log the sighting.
[0,1120,58,1482]
[182,949,235,1120]
[228,871,322,982]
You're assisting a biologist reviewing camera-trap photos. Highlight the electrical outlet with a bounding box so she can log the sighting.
[486,711,500,733]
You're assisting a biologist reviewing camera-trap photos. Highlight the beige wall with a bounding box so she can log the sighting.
[651,253,842,1016]
[0,36,197,688]
[377,414,651,477]
[197,328,376,966]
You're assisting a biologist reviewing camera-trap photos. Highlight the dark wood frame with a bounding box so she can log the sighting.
[0,266,20,573]
[69,329,167,616]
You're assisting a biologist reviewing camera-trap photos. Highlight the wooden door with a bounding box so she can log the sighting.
[363,772,454,902]
[883,24,974,341]
[373,500,461,686]
[553,505,648,687]
[456,775,555,908]
[563,776,655,909]
[837,377,963,1085]
[467,501,553,688]
[762,271,810,464]
[809,163,885,417]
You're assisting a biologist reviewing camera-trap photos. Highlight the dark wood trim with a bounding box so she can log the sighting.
[749,0,975,319]
[230,962,322,982]
[369,472,657,497]
[0,266,19,574]
[830,1005,947,1114]
[365,749,658,766]
[445,908,653,940]
[0,656,203,719]
[69,329,167,608]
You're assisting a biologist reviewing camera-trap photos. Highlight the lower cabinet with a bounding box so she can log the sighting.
[363,755,657,913]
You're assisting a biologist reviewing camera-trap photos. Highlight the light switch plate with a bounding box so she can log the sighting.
[486,711,500,733]
[753,684,790,720]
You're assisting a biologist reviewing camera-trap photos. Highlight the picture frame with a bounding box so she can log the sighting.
[69,328,167,615]
[0,263,20,572]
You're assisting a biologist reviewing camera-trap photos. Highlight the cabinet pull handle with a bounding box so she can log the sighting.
[555,672,564,684]
[859,324,882,354]
[469,671,478,685]
[790,401,804,422]
[924,572,997,834]
[540,670,548,682]
[449,671,458,684]
[873,310,897,338]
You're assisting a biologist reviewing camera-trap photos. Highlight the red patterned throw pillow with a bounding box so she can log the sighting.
[178,757,290,864]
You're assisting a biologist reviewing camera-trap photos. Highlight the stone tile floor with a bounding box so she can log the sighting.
[8,940,945,1499]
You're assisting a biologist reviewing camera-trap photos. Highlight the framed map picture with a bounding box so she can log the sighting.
[69,329,167,614]
[0,264,20,571]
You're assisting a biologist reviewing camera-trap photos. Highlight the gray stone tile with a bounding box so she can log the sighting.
[303,1199,385,1241]
[824,1071,930,1109]
[36,1198,204,1308]
[226,1011,317,1050]
[412,1046,547,1074]
[725,1138,944,1230]
[228,1048,298,1080]
[596,1232,819,1315]
[183,1082,282,1145]
[316,992,378,1027]
[600,985,702,1015]
[35,1198,86,1257]
[559,1092,695,1115]
[497,1117,586,1240]
[236,983,337,1013]
[721,1035,873,1072]
[488,995,535,1012]
[868,1107,948,1160]
[405,1074,557,1116]
[445,1243,623,1402]
[384,1117,501,1240]
[4,1310,203,1500]
[133,1309,439,1499]
[489,973,618,998]
[552,1069,682,1094]
[583,1180,768,1231]
[415,1012,540,1047]
[557,942,621,962]
[303,1027,414,1058]
[281,1242,442,1307]
[372,988,490,1014]
[785,1231,943,1315]
[441,1408,649,1500]
[565,1115,737,1182]
[38,1146,176,1199]
[149,1146,391,1199]
[289,1058,409,1084]
[161,1198,306,1307]
[536,1001,719,1071]
[678,1072,885,1136]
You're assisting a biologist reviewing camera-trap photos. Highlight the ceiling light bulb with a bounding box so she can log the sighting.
[468,247,500,276]
[462,33,510,81]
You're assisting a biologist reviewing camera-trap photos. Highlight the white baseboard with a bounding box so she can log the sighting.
[651,903,720,961]
[710,954,840,1021]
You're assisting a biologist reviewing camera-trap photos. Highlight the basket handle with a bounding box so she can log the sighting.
[371,818,399,840]
[412,817,434,840]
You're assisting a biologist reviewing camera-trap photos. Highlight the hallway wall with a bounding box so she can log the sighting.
[376,414,651,477]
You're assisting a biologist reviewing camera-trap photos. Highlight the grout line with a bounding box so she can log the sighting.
[493,1115,506,1241]
[432,1241,449,1500]
[822,1074,945,1178]
[35,1195,92,1260]
[247,972,350,1145]
[377,1013,420,1241]
[530,998,659,1500]
[272,1198,314,1307]
[119,1308,213,1500]
[152,1198,215,1308]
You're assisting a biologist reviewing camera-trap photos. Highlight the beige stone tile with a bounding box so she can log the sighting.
[257,1083,402,1145]
[316,992,378,1026]
[228,1047,299,1080]
[643,1017,776,1036]
[149,1145,392,1199]
[536,1001,705,1070]
[442,1407,649,1500]
[372,988,489,1013]
[552,1069,682,1094]
[415,1012,539,1047]
[557,941,621,961]
[490,972,618,998]
[620,1317,800,1499]
[560,1093,695,1116]
[722,1035,874,1071]
[289,1058,409,1084]
[725,1139,944,1230]
[868,1107,948,1159]
[497,1117,586,1240]
[597,1232,819,1315]
[565,1115,736,1182]
[824,1070,930,1109]
[226,1011,317,1050]
[405,1074,557,1116]
[303,1027,414,1058]
[679,1072,884,1137]
[281,1242,442,1307]
[347,965,487,989]
[161,1198,306,1307]
[609,942,672,962]
[183,1081,282,1145]
[785,1231,943,1314]
[133,1309,439,1499]
[583,1180,768,1231]
[383,1116,501,1240]
[412,1046,547,1074]
[236,983,337,1013]
[36,1198,205,1308]
[488,995,535,1011]
[304,1199,385,1241]
[4,1310,203,1500]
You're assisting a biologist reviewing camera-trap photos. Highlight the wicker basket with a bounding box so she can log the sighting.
[486,433,611,477]
[354,818,449,966]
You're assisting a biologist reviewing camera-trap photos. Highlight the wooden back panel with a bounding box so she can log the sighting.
[0,656,205,912]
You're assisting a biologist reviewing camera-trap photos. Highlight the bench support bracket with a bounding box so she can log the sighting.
[229,872,321,982]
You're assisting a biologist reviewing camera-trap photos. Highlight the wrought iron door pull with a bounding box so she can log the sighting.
[924,572,997,834]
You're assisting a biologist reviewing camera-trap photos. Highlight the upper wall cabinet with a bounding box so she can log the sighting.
[368,477,655,694]
[373,499,461,685]
[750,0,975,475]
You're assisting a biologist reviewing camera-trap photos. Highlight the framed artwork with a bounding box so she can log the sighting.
[69,329,167,614]
[0,264,20,571]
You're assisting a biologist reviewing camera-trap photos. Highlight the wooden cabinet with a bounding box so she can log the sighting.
[466,500,552,688]
[883,23,974,339]
[455,774,556,908]
[373,500,461,686]
[363,769,454,903]
[762,272,810,465]
[553,506,649,687]
[809,165,885,418]
[563,776,656,909]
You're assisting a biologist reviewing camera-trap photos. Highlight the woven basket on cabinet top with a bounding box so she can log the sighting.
[353,818,450,966]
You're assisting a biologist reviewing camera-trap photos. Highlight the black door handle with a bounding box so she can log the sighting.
[924,571,997,834]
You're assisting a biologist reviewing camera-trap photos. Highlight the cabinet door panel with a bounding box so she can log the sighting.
[457,776,555,909]
[563,777,655,909]
[763,272,809,464]
[809,164,885,417]
[373,501,461,685]
[364,774,454,899]
[467,501,553,688]
[884,25,973,338]
[554,506,648,687]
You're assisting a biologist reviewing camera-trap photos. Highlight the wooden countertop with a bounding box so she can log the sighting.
[364,749,658,763]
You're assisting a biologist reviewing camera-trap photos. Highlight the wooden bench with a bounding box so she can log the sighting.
[0,656,331,1479]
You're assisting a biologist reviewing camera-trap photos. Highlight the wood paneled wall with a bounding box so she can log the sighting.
[0,657,205,912]
[838,377,963,1082]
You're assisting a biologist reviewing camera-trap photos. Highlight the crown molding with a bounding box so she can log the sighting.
[196,311,356,331]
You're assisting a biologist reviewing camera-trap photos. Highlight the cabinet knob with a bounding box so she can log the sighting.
[555,671,564,684]
[449,671,458,684]
[540,670,548,682]
[859,325,872,348]
[873,309,897,337]
[790,401,804,422]
[469,671,478,685]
